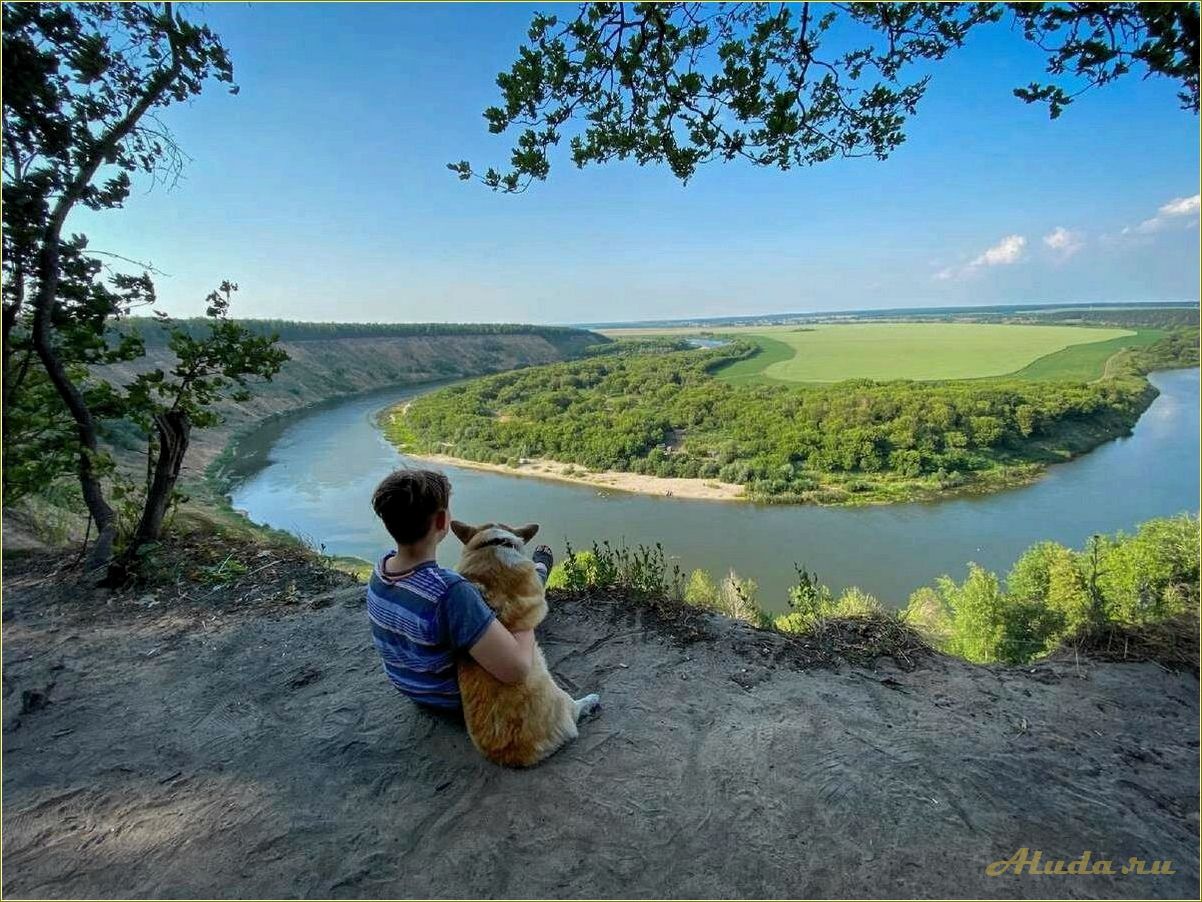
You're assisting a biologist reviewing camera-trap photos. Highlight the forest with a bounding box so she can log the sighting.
[390,334,1186,503]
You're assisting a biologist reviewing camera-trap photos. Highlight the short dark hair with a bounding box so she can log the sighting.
[371,468,451,546]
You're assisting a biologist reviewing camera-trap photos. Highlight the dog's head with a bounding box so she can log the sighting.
[450,520,545,630]
[450,520,539,554]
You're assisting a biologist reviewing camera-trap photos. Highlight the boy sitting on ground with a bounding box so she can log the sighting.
[366,468,554,712]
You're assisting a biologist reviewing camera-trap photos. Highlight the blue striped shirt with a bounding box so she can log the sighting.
[366,554,495,709]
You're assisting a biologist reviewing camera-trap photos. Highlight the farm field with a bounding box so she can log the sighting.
[606,322,1140,383]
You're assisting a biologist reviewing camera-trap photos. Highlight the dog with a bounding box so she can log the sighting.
[451,519,600,767]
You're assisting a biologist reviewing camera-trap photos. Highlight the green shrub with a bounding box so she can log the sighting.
[906,515,1200,664]
[777,569,884,634]
[549,540,683,598]
[683,568,719,607]
[1092,516,1199,624]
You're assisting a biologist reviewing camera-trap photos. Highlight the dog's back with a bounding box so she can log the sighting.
[453,522,581,767]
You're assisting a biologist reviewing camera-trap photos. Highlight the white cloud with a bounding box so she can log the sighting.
[1043,226,1084,259]
[935,234,1026,280]
[970,234,1026,267]
[1124,193,1200,235]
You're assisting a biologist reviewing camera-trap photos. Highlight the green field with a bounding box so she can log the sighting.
[1009,329,1164,381]
[607,323,1145,384]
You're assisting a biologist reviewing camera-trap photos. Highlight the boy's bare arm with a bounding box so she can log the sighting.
[468,621,534,684]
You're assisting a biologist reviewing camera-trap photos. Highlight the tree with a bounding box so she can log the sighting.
[117,284,287,571]
[1,3,281,578]
[451,2,1199,191]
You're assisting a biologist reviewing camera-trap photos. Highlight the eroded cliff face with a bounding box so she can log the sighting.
[96,329,607,473]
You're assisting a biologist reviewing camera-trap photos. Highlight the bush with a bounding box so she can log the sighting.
[683,568,719,607]
[906,515,1200,664]
[714,570,768,626]
[549,540,683,598]
[776,568,884,633]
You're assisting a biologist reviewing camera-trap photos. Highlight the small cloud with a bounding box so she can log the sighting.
[1123,193,1200,235]
[935,234,1026,280]
[1043,226,1084,259]
[970,234,1026,267]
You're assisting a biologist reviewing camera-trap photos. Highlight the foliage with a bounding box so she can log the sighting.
[904,515,1200,664]
[548,539,684,598]
[393,339,1155,500]
[992,307,1199,330]
[2,362,83,504]
[453,2,1197,190]
[1129,328,1200,372]
[107,284,290,564]
[774,566,884,632]
[1,2,286,577]
[125,285,288,431]
[708,571,768,626]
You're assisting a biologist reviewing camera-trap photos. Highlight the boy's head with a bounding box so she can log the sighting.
[372,468,451,547]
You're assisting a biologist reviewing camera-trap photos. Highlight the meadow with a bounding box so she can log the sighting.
[606,322,1141,384]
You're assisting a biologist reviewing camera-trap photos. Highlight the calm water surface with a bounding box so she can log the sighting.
[229,369,1199,612]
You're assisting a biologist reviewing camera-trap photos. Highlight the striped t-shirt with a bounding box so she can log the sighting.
[366,554,496,709]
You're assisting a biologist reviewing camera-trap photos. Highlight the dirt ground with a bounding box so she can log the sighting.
[2,564,1198,899]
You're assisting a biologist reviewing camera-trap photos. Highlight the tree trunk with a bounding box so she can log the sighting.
[132,410,191,546]
[31,239,119,575]
[25,11,186,577]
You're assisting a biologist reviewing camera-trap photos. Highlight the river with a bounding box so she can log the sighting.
[228,368,1199,612]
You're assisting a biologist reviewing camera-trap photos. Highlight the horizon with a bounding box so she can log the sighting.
[72,2,1201,323]
[125,298,1201,330]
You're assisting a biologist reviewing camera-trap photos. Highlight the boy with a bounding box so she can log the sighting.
[366,468,554,712]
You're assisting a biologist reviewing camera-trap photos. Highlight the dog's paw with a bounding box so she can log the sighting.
[576,693,601,720]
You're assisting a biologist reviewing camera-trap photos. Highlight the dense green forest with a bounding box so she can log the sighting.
[388,334,1189,503]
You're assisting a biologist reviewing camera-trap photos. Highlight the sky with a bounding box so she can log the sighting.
[72,2,1201,324]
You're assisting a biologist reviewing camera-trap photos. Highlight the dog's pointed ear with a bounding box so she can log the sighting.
[513,523,539,543]
[450,520,477,544]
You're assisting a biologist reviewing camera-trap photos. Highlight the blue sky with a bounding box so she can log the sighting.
[73,2,1200,324]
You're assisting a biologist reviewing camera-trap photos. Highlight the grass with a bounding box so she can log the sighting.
[708,334,795,386]
[1009,329,1164,381]
[708,323,1135,384]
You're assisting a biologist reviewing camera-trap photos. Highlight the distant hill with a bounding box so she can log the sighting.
[98,322,610,477]
[122,318,604,358]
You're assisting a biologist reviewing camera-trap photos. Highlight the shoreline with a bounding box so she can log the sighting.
[398,448,1062,506]
[399,450,749,501]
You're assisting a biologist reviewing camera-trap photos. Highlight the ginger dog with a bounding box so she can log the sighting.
[451,519,600,767]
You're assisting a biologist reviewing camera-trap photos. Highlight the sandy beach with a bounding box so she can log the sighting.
[402,451,748,501]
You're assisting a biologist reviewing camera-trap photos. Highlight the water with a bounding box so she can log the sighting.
[229,369,1200,612]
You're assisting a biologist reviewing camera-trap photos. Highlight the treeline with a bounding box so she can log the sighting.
[989,307,1200,330]
[1130,327,1200,370]
[544,515,1199,667]
[120,318,606,349]
[393,340,1157,501]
